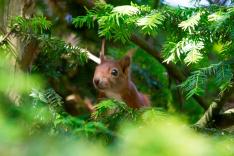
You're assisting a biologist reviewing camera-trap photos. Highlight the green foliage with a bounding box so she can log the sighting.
[72,3,165,42]
[30,88,63,114]
[1,92,234,156]
[1,1,234,156]
[10,16,88,77]
[91,99,140,133]
[208,8,232,31]
[112,5,140,15]
[180,62,233,99]
[180,70,207,99]
[71,2,233,121]
[37,35,88,65]
[158,6,234,99]
[116,117,234,156]
[178,12,202,33]
[163,38,204,65]
[136,10,165,35]
[11,16,52,35]
[28,88,113,138]
[0,52,42,93]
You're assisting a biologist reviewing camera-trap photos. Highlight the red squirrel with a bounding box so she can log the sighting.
[93,40,150,109]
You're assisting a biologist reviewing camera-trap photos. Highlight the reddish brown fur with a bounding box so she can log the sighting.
[93,55,150,109]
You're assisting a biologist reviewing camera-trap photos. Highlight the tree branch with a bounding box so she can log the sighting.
[130,34,209,109]
[195,84,234,128]
[130,35,184,81]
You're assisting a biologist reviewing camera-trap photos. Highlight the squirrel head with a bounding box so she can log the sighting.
[93,55,131,93]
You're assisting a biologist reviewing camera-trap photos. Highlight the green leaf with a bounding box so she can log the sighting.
[184,49,203,65]
[112,5,140,15]
[163,38,204,65]
[137,11,165,35]
[178,12,202,33]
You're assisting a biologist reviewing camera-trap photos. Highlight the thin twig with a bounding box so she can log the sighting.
[87,51,101,64]
[0,29,13,44]
[0,28,17,58]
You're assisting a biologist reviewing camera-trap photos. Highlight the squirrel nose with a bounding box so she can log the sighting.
[94,78,100,86]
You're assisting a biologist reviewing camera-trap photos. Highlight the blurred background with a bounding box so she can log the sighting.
[0,0,234,155]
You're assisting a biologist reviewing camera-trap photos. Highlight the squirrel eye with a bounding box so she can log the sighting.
[111,68,118,76]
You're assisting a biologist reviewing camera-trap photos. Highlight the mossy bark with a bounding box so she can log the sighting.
[0,0,36,104]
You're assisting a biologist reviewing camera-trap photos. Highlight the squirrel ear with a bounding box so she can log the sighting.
[99,39,106,63]
[119,55,131,73]
[119,48,136,71]
[126,48,136,58]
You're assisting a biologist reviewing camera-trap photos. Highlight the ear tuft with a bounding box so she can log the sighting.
[100,39,106,63]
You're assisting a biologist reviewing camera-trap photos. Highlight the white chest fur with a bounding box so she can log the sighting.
[105,91,122,101]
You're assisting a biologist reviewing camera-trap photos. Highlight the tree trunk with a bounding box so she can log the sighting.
[0,0,36,104]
